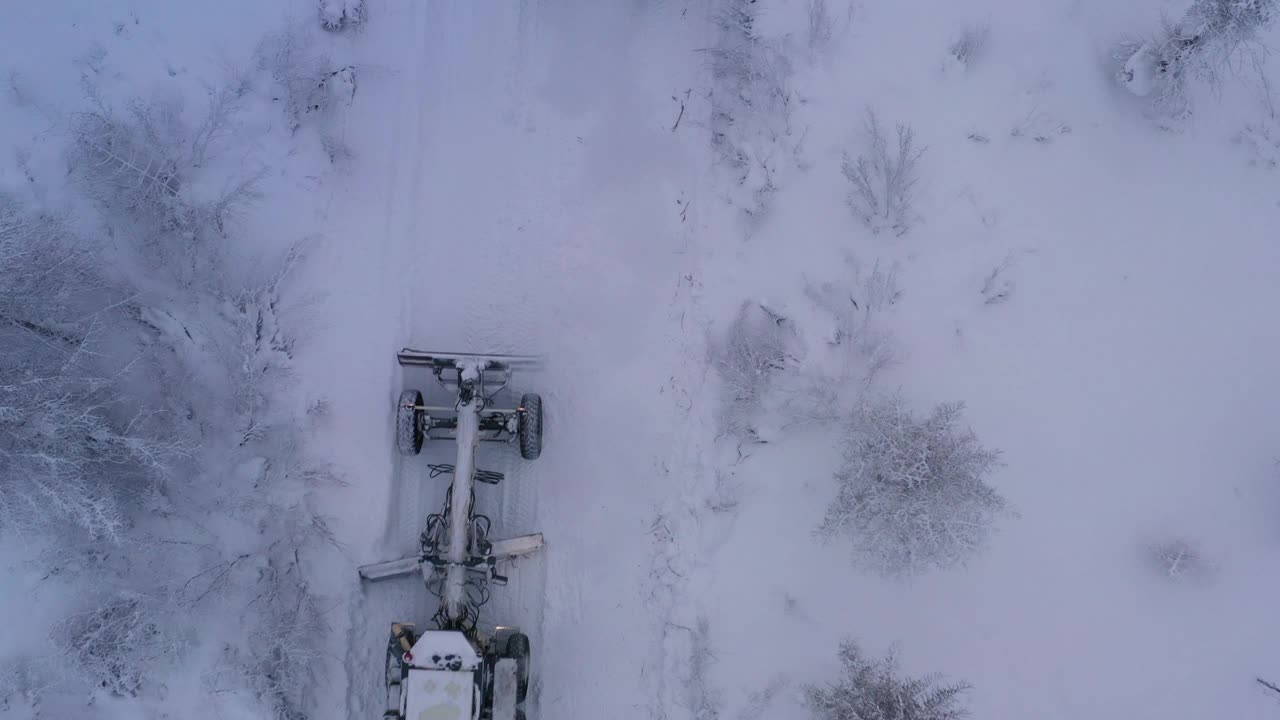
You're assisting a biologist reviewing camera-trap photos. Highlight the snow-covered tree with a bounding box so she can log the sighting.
[842,109,925,236]
[806,640,971,720]
[818,394,1009,576]
[69,93,263,280]
[0,196,182,540]
[1118,0,1276,117]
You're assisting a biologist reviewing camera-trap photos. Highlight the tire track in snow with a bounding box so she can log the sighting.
[644,263,724,720]
[345,2,432,716]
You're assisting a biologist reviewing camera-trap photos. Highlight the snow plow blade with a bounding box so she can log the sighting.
[357,556,421,582]
[397,349,544,370]
[357,533,543,583]
[489,532,544,559]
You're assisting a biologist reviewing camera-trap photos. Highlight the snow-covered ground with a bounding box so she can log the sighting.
[4,0,1280,719]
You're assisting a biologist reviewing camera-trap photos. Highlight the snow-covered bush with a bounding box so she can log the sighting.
[221,245,304,444]
[806,640,971,720]
[1145,537,1216,583]
[818,394,1009,576]
[707,0,797,222]
[0,656,60,713]
[713,301,798,443]
[319,0,365,32]
[803,266,899,387]
[53,591,179,697]
[257,30,357,135]
[69,109,183,225]
[842,110,925,236]
[945,22,990,72]
[69,93,262,269]
[247,561,328,719]
[1117,0,1276,119]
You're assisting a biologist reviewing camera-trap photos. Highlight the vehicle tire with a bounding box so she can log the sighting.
[517,394,542,460]
[397,390,424,456]
[505,632,530,704]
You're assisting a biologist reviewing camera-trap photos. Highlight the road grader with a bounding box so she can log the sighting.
[358,349,544,720]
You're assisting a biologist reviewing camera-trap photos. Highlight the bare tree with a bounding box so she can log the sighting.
[807,640,971,720]
[843,110,925,236]
[0,196,184,540]
[818,394,1009,576]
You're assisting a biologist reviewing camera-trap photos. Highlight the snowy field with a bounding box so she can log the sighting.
[3,1,1280,719]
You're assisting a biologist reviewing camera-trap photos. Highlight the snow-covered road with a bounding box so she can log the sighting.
[304,3,716,717]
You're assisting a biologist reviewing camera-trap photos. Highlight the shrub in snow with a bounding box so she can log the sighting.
[69,94,262,264]
[1235,77,1280,169]
[319,0,364,32]
[707,0,797,222]
[1117,0,1275,119]
[1146,537,1216,583]
[945,22,990,72]
[802,272,898,391]
[0,658,56,712]
[842,110,925,236]
[257,30,358,135]
[220,247,303,444]
[53,592,178,697]
[69,110,184,227]
[713,300,798,443]
[806,640,971,720]
[1009,109,1071,144]
[818,394,1009,576]
[248,571,328,719]
[980,255,1017,305]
